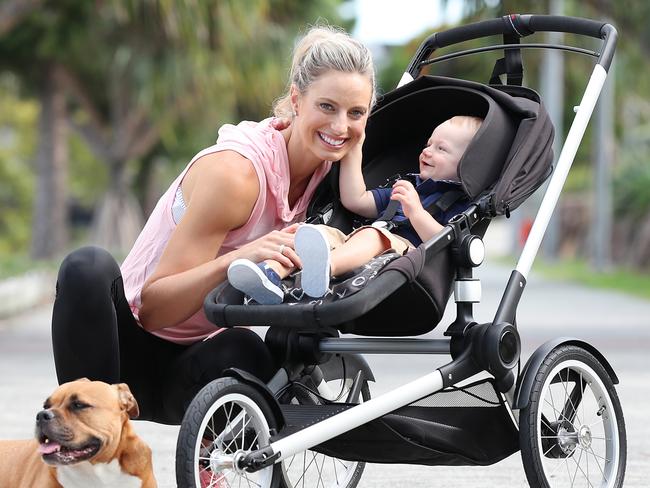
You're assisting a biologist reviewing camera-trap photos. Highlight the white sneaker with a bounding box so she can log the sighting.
[295,224,331,298]
[227,259,283,305]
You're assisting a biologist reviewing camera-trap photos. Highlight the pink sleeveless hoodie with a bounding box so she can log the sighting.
[120,118,332,344]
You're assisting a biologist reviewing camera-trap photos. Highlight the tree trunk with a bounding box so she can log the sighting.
[30,64,68,259]
[90,162,144,255]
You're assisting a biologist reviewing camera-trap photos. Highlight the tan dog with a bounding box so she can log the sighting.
[0,379,156,487]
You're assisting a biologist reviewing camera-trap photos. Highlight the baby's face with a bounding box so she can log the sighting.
[418,120,475,181]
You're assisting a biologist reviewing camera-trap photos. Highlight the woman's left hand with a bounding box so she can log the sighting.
[390,180,424,219]
[234,223,302,269]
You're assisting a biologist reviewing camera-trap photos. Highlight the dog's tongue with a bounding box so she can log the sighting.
[39,441,61,455]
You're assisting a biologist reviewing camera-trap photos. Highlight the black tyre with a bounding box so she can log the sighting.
[519,345,626,488]
[278,356,370,488]
[176,377,281,488]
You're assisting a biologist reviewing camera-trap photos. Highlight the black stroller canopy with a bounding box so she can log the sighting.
[205,75,555,336]
[363,75,554,216]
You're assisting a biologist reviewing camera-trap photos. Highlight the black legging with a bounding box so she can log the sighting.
[51,246,275,425]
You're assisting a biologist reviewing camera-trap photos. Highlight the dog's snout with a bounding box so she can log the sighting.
[36,409,55,424]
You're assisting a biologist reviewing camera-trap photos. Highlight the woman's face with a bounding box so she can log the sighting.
[291,70,372,163]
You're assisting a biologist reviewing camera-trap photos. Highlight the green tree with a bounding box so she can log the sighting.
[0,0,346,256]
[0,75,38,256]
[0,0,81,259]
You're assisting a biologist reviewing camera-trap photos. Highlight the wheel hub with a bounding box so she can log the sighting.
[557,424,578,456]
[209,449,235,473]
[578,424,592,449]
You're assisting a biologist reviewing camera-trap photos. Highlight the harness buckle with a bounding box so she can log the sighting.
[371,220,396,231]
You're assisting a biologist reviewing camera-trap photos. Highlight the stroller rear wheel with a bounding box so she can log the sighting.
[278,359,370,488]
[176,377,281,488]
[519,345,626,488]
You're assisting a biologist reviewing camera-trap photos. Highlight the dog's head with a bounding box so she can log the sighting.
[35,379,139,465]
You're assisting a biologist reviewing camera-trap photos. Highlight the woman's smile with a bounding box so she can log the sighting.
[318,131,348,148]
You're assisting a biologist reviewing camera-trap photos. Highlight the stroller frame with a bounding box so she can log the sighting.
[177,14,625,488]
[245,13,618,467]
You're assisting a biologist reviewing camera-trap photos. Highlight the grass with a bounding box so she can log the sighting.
[0,253,59,279]
[531,258,650,300]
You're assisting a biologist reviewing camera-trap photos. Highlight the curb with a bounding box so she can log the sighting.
[0,271,55,319]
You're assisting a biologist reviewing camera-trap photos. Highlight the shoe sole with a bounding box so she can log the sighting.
[295,225,330,298]
[227,259,283,305]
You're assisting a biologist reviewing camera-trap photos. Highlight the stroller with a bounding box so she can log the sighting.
[175,14,625,488]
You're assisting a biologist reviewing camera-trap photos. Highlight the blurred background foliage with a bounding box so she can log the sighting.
[0,0,649,277]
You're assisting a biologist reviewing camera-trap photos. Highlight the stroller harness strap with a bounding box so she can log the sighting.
[374,189,467,236]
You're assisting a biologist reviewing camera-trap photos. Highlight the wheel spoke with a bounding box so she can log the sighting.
[586,444,610,483]
[542,438,558,458]
[249,431,260,451]
[548,380,559,421]
[580,444,611,464]
[544,395,572,424]
[569,447,585,486]
[567,448,597,488]
[586,442,590,487]
[223,414,243,453]
[241,415,250,448]
[581,370,586,428]
[314,454,326,488]
[332,455,340,484]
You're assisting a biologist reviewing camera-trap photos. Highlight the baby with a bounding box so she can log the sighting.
[228,115,482,303]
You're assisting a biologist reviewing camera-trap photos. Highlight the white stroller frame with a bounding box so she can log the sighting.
[176,14,625,488]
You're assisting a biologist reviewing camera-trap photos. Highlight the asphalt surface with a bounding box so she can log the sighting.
[0,262,648,487]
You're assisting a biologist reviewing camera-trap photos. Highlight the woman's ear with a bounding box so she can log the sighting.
[290,84,300,117]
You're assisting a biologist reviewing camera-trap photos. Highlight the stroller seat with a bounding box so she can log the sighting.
[204,75,554,337]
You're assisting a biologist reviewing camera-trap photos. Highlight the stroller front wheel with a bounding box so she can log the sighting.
[519,344,626,488]
[176,377,281,488]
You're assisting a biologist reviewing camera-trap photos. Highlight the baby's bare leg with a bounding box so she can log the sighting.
[330,228,391,277]
[264,259,294,279]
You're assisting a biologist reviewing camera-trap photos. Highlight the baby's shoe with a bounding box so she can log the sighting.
[227,259,283,304]
[295,224,331,298]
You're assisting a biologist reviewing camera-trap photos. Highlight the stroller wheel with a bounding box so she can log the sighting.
[278,358,370,488]
[519,345,626,488]
[176,377,281,488]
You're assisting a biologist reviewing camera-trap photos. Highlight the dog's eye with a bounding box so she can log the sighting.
[70,401,90,411]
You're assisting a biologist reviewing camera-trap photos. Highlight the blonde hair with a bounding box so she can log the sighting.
[448,115,483,135]
[273,25,376,118]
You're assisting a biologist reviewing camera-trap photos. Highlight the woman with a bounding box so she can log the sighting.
[51,25,376,424]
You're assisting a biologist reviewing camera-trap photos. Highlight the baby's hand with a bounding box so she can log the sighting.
[390,180,424,219]
[340,131,365,166]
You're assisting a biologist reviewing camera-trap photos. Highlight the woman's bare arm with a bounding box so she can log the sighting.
[138,151,299,331]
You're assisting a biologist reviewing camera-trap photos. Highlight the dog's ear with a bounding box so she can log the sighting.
[115,383,140,419]
[76,377,91,382]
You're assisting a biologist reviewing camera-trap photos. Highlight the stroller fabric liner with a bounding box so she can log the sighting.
[205,75,554,336]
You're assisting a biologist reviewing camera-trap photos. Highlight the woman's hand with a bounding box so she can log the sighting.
[390,180,425,220]
[270,117,292,131]
[235,223,302,269]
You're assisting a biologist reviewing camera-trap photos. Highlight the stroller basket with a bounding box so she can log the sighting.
[204,76,554,336]
[278,378,518,466]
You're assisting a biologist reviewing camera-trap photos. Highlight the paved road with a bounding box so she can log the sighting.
[1,263,648,487]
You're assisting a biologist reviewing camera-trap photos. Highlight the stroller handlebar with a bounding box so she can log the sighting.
[406,14,617,79]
